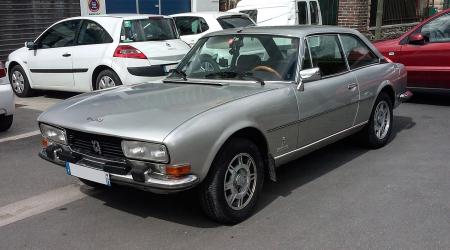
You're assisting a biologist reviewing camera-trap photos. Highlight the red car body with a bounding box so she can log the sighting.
[374,9,450,91]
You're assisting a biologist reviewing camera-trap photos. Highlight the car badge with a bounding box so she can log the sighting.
[166,42,171,47]
[91,140,102,155]
[87,117,103,122]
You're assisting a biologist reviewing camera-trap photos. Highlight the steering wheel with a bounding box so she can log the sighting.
[252,66,282,79]
[198,54,220,73]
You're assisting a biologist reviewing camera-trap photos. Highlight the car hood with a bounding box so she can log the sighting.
[373,39,401,52]
[38,82,278,142]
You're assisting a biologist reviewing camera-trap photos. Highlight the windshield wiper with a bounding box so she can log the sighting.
[205,71,265,86]
[169,68,187,81]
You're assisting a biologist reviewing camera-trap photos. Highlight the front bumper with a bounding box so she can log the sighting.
[39,146,199,194]
[0,83,15,116]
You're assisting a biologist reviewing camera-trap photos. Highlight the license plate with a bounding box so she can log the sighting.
[65,162,111,186]
[164,64,178,73]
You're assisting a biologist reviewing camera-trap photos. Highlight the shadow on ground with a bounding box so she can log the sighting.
[407,92,450,106]
[80,115,415,228]
[33,90,79,100]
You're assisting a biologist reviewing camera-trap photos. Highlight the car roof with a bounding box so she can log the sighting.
[204,25,361,38]
[171,11,246,19]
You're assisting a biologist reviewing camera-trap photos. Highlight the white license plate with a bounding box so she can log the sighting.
[164,64,178,73]
[65,162,111,186]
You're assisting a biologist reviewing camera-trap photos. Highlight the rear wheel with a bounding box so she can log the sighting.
[0,115,13,132]
[9,65,34,97]
[199,138,264,224]
[360,92,393,148]
[95,69,122,90]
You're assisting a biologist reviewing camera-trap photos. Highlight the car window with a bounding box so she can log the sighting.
[77,20,113,45]
[38,20,80,49]
[340,34,379,69]
[239,10,258,23]
[306,35,348,77]
[310,1,320,25]
[420,13,450,43]
[174,16,209,36]
[120,18,178,42]
[217,15,255,29]
[302,40,313,69]
[297,2,308,25]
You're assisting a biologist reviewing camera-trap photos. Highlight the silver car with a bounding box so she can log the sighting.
[0,61,14,132]
[38,26,412,224]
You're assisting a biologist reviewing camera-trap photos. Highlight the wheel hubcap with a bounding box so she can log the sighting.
[224,153,257,210]
[98,76,115,89]
[11,71,25,93]
[374,101,391,140]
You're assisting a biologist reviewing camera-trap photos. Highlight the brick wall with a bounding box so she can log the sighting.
[338,0,371,33]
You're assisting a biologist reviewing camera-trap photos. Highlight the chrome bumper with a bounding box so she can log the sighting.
[399,90,413,102]
[39,148,199,194]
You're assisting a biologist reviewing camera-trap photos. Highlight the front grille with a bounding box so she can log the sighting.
[66,129,125,160]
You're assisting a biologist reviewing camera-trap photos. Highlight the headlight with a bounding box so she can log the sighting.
[121,140,169,163]
[39,123,67,145]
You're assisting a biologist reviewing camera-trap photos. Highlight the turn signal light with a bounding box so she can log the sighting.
[41,137,49,148]
[165,164,191,177]
[113,45,147,59]
[0,61,6,78]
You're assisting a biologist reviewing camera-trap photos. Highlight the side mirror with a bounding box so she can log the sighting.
[298,67,321,91]
[408,33,426,45]
[25,41,36,50]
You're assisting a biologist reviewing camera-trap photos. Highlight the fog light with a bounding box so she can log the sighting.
[165,164,191,177]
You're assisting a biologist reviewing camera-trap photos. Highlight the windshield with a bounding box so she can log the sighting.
[120,18,178,42]
[217,15,255,29]
[173,34,299,82]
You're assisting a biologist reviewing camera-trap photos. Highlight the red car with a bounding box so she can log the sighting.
[374,9,450,91]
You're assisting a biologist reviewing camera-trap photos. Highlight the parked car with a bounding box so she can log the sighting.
[38,26,411,224]
[229,0,322,26]
[0,61,14,131]
[171,12,256,47]
[6,14,190,97]
[374,9,450,91]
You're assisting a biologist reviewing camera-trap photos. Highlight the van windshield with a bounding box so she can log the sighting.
[120,18,178,42]
[217,15,255,29]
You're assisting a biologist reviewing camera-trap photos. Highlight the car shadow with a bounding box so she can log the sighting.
[33,90,79,100]
[407,92,450,106]
[81,115,415,228]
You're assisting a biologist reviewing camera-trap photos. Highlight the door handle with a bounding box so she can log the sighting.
[347,83,358,90]
[62,53,71,57]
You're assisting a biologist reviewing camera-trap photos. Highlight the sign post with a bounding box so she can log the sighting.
[80,0,106,16]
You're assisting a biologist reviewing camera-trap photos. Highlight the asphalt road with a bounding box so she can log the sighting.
[0,92,449,249]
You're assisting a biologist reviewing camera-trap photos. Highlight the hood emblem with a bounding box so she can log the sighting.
[87,117,103,122]
[165,42,171,47]
[91,140,102,155]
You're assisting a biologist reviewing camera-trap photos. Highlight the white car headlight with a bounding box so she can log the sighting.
[39,123,67,145]
[121,140,169,163]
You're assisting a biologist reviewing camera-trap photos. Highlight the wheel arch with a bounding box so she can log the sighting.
[7,60,35,88]
[91,65,115,90]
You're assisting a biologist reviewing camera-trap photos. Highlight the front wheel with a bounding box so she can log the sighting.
[360,92,393,148]
[0,115,13,132]
[9,65,34,97]
[199,138,264,224]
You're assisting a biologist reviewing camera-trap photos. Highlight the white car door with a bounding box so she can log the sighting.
[27,20,80,89]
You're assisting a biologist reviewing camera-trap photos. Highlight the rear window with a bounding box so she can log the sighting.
[240,10,257,22]
[120,18,178,42]
[174,16,209,35]
[217,15,255,29]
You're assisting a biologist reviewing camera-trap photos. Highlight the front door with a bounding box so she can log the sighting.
[399,12,450,89]
[27,20,80,89]
[295,34,359,147]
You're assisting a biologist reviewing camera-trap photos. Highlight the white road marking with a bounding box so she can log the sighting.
[0,130,41,143]
[0,184,89,227]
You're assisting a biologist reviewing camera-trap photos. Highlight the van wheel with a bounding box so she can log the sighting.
[95,69,122,90]
[199,138,264,224]
[0,115,13,132]
[360,92,393,148]
[9,65,34,97]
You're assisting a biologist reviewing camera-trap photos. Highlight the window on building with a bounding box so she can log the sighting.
[174,17,209,36]
[370,0,421,26]
[38,20,80,49]
[77,21,113,45]
[305,35,348,76]
[420,13,450,43]
[297,2,308,25]
[340,35,379,69]
[310,1,320,25]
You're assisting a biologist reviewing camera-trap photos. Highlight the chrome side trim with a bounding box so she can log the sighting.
[274,121,368,160]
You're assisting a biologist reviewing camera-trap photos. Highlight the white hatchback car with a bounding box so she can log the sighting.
[0,61,14,131]
[171,12,255,47]
[6,15,190,97]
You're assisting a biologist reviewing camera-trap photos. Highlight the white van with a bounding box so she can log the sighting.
[229,0,322,26]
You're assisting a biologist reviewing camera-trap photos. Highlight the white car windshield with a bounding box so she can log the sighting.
[174,34,299,82]
[120,17,178,42]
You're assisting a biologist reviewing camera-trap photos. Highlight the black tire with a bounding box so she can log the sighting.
[0,115,13,132]
[199,138,264,224]
[9,65,34,97]
[360,92,394,149]
[95,69,122,90]
[78,178,107,189]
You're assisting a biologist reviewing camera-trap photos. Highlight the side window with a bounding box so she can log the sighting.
[302,40,313,69]
[77,21,113,45]
[340,34,379,69]
[420,13,450,43]
[297,2,308,25]
[37,20,80,49]
[306,35,348,77]
[310,2,320,25]
[174,17,209,36]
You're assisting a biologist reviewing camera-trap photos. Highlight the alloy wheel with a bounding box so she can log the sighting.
[374,100,391,140]
[98,75,116,89]
[11,70,25,94]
